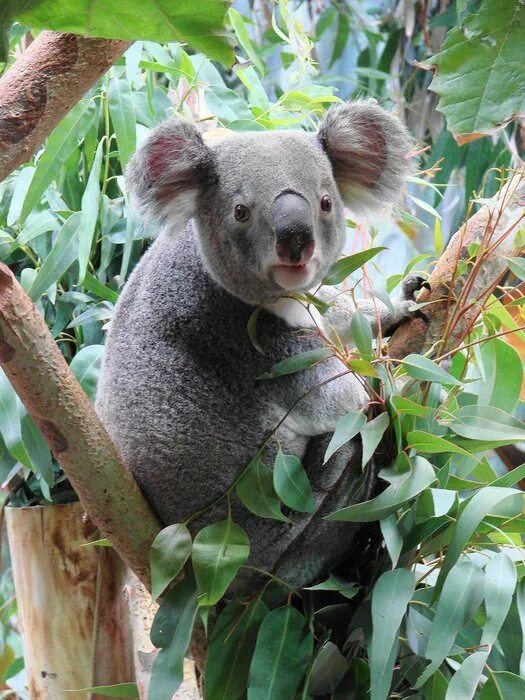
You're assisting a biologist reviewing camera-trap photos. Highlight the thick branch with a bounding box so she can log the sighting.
[0,264,160,588]
[389,170,525,358]
[0,31,130,182]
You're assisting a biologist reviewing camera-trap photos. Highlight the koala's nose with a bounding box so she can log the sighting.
[272,192,315,265]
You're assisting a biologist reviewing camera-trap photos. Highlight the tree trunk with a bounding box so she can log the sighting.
[0,263,160,590]
[6,502,134,700]
[6,502,199,700]
[0,32,130,182]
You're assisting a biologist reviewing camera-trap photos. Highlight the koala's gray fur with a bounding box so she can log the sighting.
[96,99,415,588]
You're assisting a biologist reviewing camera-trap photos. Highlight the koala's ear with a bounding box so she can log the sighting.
[318,99,413,215]
[126,118,216,228]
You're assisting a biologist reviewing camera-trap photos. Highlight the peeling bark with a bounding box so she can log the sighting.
[0,263,160,589]
[5,503,134,700]
[0,31,129,182]
[389,170,525,358]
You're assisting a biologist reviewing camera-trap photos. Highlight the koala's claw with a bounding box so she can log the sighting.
[401,275,430,301]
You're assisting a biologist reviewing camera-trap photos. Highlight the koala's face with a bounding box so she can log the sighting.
[127,100,412,305]
[194,132,346,304]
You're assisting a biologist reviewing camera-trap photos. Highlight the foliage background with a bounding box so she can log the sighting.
[0,0,524,698]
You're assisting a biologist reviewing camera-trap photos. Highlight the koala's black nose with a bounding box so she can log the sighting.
[272,191,315,265]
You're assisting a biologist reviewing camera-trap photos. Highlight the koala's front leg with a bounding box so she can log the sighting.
[318,274,428,343]
[277,364,369,437]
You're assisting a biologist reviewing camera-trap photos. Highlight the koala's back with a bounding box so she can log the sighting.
[97,225,365,585]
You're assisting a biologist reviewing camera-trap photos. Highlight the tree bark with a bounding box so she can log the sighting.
[0,31,130,182]
[0,263,160,589]
[389,170,525,358]
[5,502,135,700]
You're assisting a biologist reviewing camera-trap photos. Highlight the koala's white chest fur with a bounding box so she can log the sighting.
[264,296,324,330]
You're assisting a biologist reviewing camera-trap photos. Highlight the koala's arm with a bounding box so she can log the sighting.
[316,275,425,343]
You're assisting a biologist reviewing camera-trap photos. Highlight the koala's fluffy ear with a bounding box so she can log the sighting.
[126,118,216,228]
[318,99,413,215]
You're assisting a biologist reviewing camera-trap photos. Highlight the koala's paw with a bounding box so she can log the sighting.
[401,275,430,301]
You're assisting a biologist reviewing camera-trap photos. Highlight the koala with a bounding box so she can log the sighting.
[96,100,417,588]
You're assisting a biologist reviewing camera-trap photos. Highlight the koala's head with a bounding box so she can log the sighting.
[127,100,412,305]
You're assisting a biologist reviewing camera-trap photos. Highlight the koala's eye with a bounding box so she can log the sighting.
[234,204,251,223]
[320,195,332,212]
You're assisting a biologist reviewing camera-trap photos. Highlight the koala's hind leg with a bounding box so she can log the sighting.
[270,433,373,585]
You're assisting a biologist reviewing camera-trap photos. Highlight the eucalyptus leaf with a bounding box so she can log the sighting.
[326,456,436,522]
[192,519,250,607]
[402,355,462,386]
[21,100,96,222]
[273,451,315,513]
[150,523,192,599]
[29,212,81,301]
[236,457,289,522]
[415,559,484,687]
[324,409,367,463]
[323,247,387,285]
[258,348,332,380]
[247,606,313,700]
[361,413,390,467]
[206,598,269,700]
[370,569,415,700]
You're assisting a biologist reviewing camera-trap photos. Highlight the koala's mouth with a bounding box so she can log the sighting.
[270,259,319,291]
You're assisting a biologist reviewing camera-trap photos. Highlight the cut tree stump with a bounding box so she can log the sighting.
[6,502,198,699]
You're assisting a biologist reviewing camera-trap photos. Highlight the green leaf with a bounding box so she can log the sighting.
[228,8,265,76]
[429,0,525,141]
[508,257,525,280]
[78,139,104,283]
[323,247,386,285]
[108,78,136,170]
[450,405,525,442]
[206,598,269,700]
[15,1,234,66]
[273,451,315,513]
[64,683,138,697]
[480,671,525,699]
[415,559,484,688]
[149,575,198,700]
[12,210,61,251]
[326,456,436,522]
[370,569,415,700]
[20,412,53,485]
[445,651,487,700]
[307,641,347,696]
[21,100,96,222]
[304,574,358,598]
[192,519,250,607]
[380,515,403,568]
[258,347,332,379]
[82,272,119,304]
[0,370,31,468]
[361,413,390,467]
[248,606,313,700]
[236,457,290,522]
[407,431,473,458]
[247,307,264,354]
[482,552,517,645]
[205,85,254,124]
[401,354,462,386]
[434,487,521,595]
[329,13,349,67]
[29,212,81,301]
[69,345,104,400]
[351,311,373,360]
[390,395,434,417]
[476,338,523,413]
[150,523,192,600]
[324,409,367,463]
